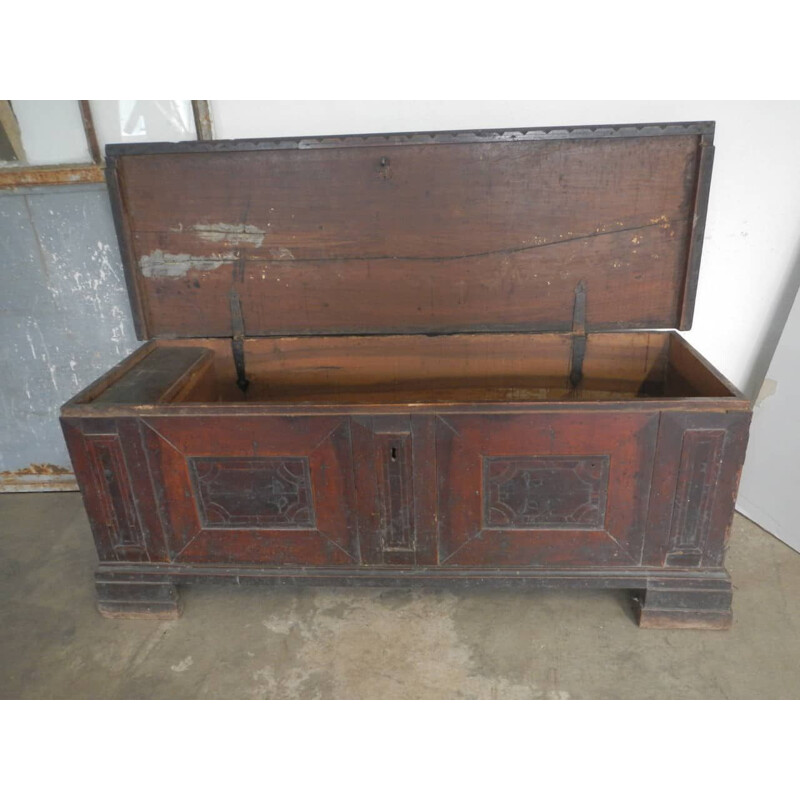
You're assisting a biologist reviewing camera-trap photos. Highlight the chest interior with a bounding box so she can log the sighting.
[77,331,735,406]
[74,122,739,409]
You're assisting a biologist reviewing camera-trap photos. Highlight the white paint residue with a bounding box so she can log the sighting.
[191,222,266,247]
[170,656,194,673]
[109,304,127,346]
[262,618,295,635]
[139,250,235,278]
[25,334,37,360]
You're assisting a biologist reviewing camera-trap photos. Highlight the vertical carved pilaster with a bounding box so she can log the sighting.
[665,429,725,567]
[378,433,415,552]
[351,416,437,566]
[85,434,145,556]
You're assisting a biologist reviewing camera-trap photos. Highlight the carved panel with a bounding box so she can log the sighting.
[85,434,143,549]
[483,455,609,530]
[666,430,725,566]
[378,434,415,551]
[189,457,315,529]
[351,415,437,567]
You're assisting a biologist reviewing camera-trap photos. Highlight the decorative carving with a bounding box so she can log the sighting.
[190,457,315,529]
[86,434,142,549]
[666,430,725,566]
[379,436,415,551]
[109,121,715,158]
[484,456,609,529]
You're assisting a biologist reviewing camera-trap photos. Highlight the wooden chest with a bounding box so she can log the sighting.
[61,122,751,628]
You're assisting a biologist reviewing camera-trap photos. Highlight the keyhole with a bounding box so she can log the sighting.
[390,446,397,461]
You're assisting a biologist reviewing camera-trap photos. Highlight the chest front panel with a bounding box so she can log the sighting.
[95,411,670,570]
[139,416,360,565]
[435,413,660,567]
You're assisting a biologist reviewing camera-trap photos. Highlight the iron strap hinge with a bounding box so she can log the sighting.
[229,287,249,393]
[569,280,587,389]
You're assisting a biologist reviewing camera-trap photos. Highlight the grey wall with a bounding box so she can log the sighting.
[0,184,137,490]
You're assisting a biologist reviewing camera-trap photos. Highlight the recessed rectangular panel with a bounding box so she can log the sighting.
[189,456,315,529]
[437,413,658,567]
[483,456,609,530]
[140,416,358,565]
[351,415,438,567]
[665,429,725,566]
[380,434,415,551]
[85,433,143,550]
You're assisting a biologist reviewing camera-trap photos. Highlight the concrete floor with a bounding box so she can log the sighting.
[1,492,798,699]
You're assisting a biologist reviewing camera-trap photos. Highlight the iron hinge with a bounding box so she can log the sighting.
[229,287,249,393]
[569,280,587,389]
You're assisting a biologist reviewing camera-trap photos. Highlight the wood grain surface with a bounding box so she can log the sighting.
[110,131,706,338]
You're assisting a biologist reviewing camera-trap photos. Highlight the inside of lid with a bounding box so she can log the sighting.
[114,131,707,339]
[81,332,736,405]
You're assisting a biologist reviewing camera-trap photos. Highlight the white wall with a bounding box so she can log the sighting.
[737,286,800,552]
[212,100,800,399]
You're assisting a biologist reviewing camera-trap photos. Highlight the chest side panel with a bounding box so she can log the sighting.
[643,411,751,567]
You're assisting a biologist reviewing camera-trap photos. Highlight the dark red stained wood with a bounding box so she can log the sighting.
[62,419,126,562]
[351,415,438,566]
[139,416,359,565]
[435,412,659,567]
[61,122,754,629]
[642,411,751,568]
[61,416,169,562]
[111,131,706,338]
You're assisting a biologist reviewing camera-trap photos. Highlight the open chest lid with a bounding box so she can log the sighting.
[107,121,714,340]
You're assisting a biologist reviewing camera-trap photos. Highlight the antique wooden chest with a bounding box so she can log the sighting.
[61,121,751,628]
